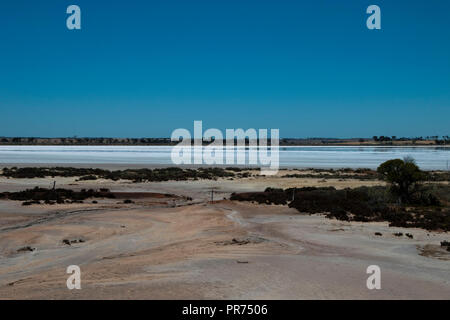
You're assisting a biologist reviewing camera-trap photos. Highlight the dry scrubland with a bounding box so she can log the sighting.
[0,166,449,299]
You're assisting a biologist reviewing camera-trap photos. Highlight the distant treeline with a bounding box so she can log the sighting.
[0,137,175,145]
[0,136,449,146]
[371,135,450,145]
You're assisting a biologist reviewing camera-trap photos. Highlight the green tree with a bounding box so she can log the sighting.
[377,157,425,203]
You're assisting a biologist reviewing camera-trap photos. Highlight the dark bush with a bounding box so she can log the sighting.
[78,175,98,181]
[377,158,426,203]
[1,187,115,204]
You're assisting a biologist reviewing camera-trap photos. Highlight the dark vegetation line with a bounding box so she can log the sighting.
[231,185,450,231]
[0,187,181,206]
[231,159,450,231]
[0,187,116,205]
[281,168,450,181]
[1,167,237,182]
[1,166,449,182]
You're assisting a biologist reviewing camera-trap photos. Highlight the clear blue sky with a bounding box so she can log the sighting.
[1,0,449,138]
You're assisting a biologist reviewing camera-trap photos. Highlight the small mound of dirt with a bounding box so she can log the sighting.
[215,236,266,246]
[62,238,86,246]
[418,244,450,261]
[17,246,35,253]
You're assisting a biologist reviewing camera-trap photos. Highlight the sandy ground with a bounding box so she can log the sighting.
[0,175,449,300]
